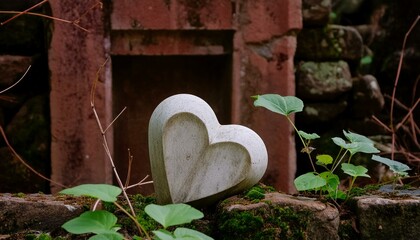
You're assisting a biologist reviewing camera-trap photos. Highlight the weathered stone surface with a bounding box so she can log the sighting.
[217,192,339,240]
[296,61,352,101]
[242,0,302,43]
[356,196,420,240]
[49,0,112,193]
[302,0,332,26]
[111,0,232,30]
[242,36,298,193]
[351,75,384,118]
[302,100,348,123]
[149,94,268,206]
[296,25,363,60]
[0,193,85,234]
[0,55,33,87]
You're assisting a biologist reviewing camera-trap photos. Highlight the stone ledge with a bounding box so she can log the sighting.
[1,192,419,239]
[0,193,86,234]
[355,195,420,240]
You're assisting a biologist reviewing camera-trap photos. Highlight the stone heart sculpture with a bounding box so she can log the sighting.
[149,94,268,205]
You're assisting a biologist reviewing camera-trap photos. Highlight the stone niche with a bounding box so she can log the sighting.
[112,55,233,194]
[49,0,301,194]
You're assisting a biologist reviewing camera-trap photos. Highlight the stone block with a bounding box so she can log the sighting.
[356,196,420,240]
[217,192,339,240]
[296,61,352,101]
[149,94,268,206]
[351,75,385,119]
[296,25,363,61]
[0,193,85,234]
[302,0,332,26]
[0,55,33,87]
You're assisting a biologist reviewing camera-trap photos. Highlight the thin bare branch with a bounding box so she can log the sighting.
[90,58,108,107]
[0,0,97,32]
[124,148,133,188]
[103,106,127,134]
[372,115,392,132]
[91,59,137,217]
[396,98,419,130]
[73,0,103,25]
[0,11,72,24]
[0,0,48,26]
[389,15,419,159]
[125,175,153,190]
[0,65,31,94]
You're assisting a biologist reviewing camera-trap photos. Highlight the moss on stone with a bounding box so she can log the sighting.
[217,199,313,240]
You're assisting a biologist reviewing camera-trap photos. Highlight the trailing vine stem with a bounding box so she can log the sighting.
[286,116,317,172]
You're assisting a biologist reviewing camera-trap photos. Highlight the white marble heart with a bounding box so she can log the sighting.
[149,94,268,205]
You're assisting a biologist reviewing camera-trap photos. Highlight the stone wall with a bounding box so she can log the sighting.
[295,0,419,175]
[0,1,51,193]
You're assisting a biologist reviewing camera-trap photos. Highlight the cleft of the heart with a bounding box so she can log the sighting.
[149,94,268,206]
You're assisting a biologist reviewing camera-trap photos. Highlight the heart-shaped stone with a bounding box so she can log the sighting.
[149,94,268,205]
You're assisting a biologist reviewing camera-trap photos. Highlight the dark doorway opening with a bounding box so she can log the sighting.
[112,55,232,194]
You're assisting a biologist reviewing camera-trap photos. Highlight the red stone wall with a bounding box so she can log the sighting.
[49,0,112,192]
[49,0,302,194]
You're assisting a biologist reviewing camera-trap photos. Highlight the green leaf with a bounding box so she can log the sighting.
[344,130,374,144]
[298,130,320,140]
[89,233,125,240]
[371,155,411,176]
[331,137,357,150]
[174,228,214,240]
[316,154,333,165]
[60,184,122,202]
[294,172,327,191]
[145,204,204,229]
[341,163,370,178]
[318,171,345,199]
[253,94,303,116]
[332,136,379,155]
[153,229,176,240]
[349,142,380,155]
[329,189,347,200]
[342,131,379,155]
[62,211,120,235]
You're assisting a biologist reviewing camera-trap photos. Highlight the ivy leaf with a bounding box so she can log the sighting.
[298,130,320,140]
[316,154,333,166]
[371,155,411,176]
[294,172,326,191]
[60,184,122,202]
[145,204,204,229]
[62,211,122,236]
[252,94,303,116]
[341,163,370,178]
